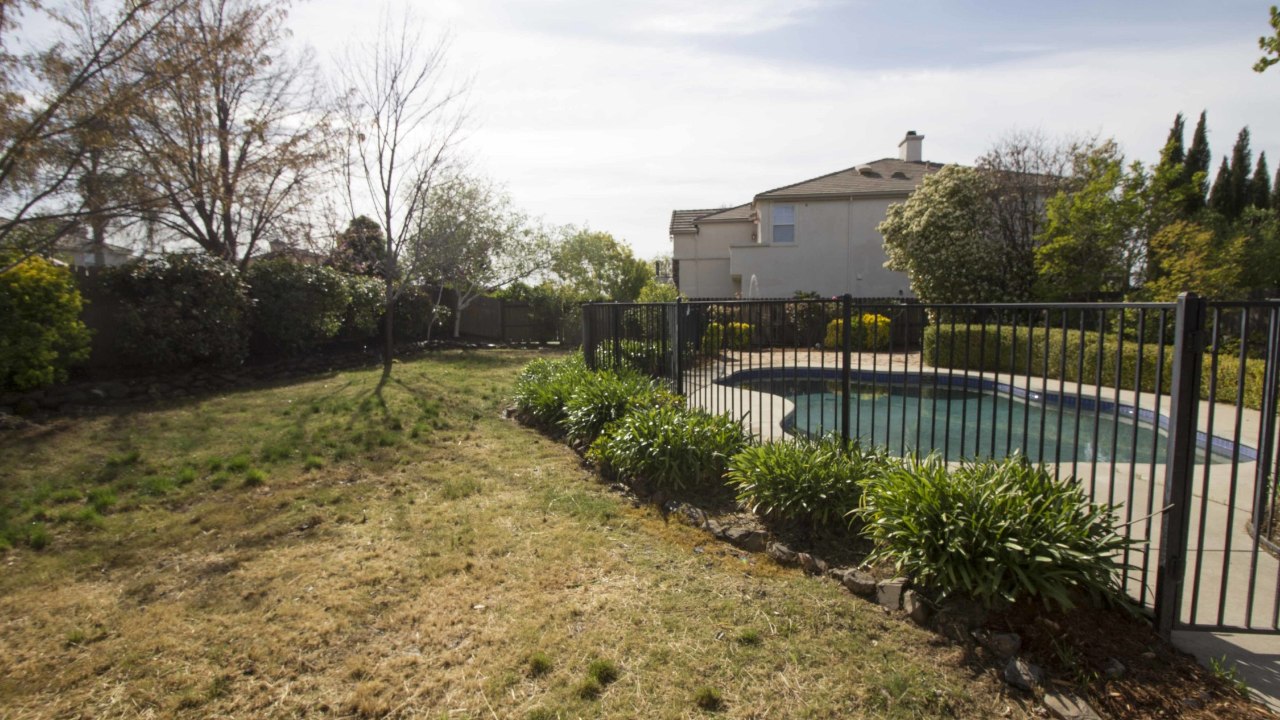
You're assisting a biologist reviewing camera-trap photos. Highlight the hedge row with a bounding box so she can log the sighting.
[1,254,458,391]
[923,324,1269,410]
[102,257,457,373]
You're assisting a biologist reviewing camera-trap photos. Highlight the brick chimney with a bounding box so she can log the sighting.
[898,130,924,162]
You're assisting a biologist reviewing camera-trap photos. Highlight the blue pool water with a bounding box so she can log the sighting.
[731,372,1240,465]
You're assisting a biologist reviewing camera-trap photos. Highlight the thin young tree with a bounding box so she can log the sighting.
[974,129,1085,301]
[414,172,554,338]
[124,0,332,270]
[338,12,467,381]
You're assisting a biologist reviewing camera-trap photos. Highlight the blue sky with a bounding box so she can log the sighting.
[292,1,1280,258]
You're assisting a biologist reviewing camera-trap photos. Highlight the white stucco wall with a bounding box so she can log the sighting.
[731,197,912,298]
[672,219,752,298]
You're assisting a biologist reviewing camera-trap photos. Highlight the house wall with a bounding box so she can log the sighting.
[672,219,752,298]
[733,197,913,298]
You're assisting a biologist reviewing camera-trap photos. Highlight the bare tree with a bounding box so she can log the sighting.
[414,173,554,338]
[338,12,467,381]
[124,0,332,270]
[975,129,1094,301]
[0,0,184,272]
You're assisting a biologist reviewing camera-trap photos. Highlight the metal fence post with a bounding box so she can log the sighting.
[1155,292,1206,639]
[674,298,684,396]
[841,294,853,446]
[1252,304,1280,545]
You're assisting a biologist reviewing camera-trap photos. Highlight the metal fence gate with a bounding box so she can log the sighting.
[582,294,1280,637]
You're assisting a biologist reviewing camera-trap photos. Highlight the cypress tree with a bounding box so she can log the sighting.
[1163,113,1186,165]
[1152,113,1193,222]
[1251,152,1272,209]
[1227,127,1253,219]
[1210,157,1233,216]
[1183,111,1211,214]
[1273,168,1280,210]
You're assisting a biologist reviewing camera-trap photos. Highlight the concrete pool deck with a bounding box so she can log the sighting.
[682,349,1280,710]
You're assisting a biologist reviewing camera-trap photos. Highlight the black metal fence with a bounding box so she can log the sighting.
[582,294,1280,636]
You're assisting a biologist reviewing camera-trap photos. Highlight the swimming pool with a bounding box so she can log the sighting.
[726,369,1248,464]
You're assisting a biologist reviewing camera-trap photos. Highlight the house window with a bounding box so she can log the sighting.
[773,204,795,244]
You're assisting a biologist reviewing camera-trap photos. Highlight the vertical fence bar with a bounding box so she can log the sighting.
[1155,292,1207,639]
[673,298,684,396]
[841,294,852,447]
[610,303,622,370]
[1246,304,1280,627]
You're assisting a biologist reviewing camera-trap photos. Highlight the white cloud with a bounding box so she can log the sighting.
[633,0,832,37]
[292,1,1280,261]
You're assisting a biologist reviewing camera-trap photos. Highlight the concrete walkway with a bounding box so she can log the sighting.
[682,349,1280,711]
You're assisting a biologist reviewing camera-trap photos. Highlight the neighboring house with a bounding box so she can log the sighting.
[52,235,135,269]
[670,131,943,298]
[259,241,327,266]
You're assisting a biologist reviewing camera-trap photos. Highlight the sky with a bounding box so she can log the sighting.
[290,0,1280,261]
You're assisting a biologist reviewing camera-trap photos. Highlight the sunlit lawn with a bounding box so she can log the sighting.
[0,349,1019,719]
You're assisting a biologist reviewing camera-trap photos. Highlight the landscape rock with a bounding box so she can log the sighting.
[902,590,931,624]
[1103,658,1126,680]
[1042,689,1102,720]
[663,501,707,529]
[876,579,906,610]
[838,569,877,596]
[722,526,768,553]
[766,542,797,565]
[974,630,1022,659]
[1003,657,1045,692]
[796,552,828,575]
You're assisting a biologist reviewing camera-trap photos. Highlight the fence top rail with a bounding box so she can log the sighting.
[1205,299,1280,309]
[582,298,1280,311]
[582,298,1181,311]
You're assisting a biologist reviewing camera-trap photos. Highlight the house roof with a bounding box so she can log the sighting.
[755,158,946,200]
[695,203,753,222]
[54,236,134,256]
[669,203,754,236]
[669,208,722,235]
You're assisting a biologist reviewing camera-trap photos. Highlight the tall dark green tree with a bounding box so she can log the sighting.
[1227,128,1254,218]
[1163,113,1186,165]
[1210,157,1233,216]
[329,215,387,276]
[1250,153,1272,209]
[1184,111,1211,214]
[1273,168,1280,209]
[1151,113,1192,225]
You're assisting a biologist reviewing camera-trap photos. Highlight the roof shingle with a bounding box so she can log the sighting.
[755,158,946,200]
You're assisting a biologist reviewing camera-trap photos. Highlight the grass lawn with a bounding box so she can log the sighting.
[0,349,1025,719]
[1,348,1273,720]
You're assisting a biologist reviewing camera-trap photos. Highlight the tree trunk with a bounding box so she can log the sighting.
[381,284,394,384]
[453,296,463,338]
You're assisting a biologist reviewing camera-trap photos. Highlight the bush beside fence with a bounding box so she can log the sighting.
[923,324,1269,410]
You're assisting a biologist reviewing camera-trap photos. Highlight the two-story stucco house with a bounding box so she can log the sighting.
[670,131,943,299]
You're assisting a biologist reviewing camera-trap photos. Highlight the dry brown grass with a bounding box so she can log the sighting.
[0,350,1024,719]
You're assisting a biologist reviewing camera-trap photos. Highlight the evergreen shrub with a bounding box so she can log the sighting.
[246,259,351,356]
[727,437,885,527]
[857,455,1135,610]
[589,405,747,491]
[105,254,251,370]
[0,256,91,391]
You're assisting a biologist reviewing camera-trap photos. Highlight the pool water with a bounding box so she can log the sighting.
[738,377,1224,465]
